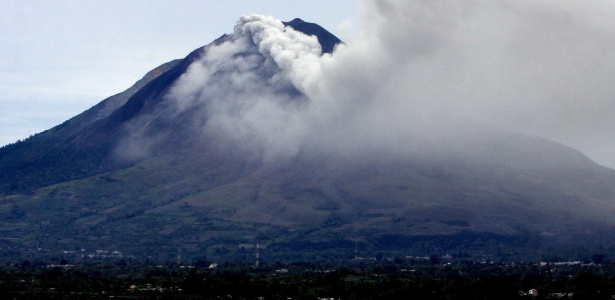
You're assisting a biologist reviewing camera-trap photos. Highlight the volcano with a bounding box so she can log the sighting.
[1,16,614,261]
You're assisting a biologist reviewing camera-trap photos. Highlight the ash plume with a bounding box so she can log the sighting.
[163,1,615,167]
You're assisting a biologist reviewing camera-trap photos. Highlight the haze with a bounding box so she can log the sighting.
[3,0,615,168]
[163,0,615,168]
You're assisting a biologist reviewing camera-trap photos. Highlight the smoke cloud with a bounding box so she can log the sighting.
[166,1,615,168]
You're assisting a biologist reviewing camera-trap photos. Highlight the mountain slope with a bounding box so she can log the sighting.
[0,60,181,193]
[1,17,615,261]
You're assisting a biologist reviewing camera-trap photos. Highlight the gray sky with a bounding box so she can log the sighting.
[0,0,360,146]
[2,0,615,170]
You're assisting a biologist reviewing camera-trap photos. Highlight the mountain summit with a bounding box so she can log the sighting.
[1,16,615,261]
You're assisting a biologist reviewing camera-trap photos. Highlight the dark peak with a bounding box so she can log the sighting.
[283,18,342,54]
[286,18,305,25]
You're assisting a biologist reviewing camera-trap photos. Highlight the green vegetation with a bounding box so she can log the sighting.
[1,150,614,264]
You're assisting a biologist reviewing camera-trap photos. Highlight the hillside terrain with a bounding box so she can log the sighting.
[1,18,615,262]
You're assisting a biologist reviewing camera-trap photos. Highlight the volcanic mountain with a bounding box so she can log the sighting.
[1,17,615,261]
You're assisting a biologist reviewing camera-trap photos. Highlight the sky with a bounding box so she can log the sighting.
[2,0,615,169]
[0,0,361,146]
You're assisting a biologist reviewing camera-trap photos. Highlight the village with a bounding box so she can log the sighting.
[0,249,612,299]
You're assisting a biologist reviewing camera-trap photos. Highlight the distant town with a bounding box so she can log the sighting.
[1,248,613,299]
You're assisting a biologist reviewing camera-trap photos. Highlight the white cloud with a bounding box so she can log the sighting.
[165,1,615,168]
[5,0,615,168]
[0,0,361,147]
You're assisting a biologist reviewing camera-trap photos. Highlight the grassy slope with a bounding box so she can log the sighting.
[2,143,615,260]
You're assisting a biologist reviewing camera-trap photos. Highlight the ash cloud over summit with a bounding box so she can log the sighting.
[164,0,615,167]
